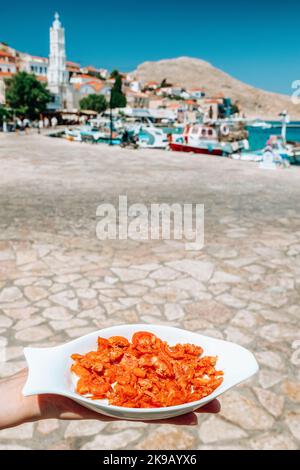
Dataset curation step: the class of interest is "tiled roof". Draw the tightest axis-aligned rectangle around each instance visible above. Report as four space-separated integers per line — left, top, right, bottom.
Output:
0 50 15 59
36 75 47 82
189 87 204 91
0 71 13 77
31 55 48 62
67 61 80 67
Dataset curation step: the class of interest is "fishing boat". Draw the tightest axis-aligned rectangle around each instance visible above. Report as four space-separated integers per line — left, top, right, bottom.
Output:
236 135 300 165
287 140 300 164
138 127 169 149
248 120 272 129
169 123 249 156
64 125 102 143
64 124 122 144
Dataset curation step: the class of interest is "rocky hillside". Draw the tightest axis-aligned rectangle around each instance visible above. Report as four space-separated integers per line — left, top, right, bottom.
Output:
134 57 299 119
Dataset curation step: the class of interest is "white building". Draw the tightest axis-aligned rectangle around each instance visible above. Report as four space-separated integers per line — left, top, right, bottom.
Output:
47 12 70 109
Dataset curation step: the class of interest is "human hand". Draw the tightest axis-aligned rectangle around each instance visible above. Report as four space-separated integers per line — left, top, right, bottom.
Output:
0 369 220 430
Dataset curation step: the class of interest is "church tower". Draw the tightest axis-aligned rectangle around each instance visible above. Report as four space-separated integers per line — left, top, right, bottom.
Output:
47 13 68 104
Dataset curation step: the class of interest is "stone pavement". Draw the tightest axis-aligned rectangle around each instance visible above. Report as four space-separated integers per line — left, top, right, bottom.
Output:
0 133 299 449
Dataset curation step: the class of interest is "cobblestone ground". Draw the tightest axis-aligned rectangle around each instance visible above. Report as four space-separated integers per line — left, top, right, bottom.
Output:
0 133 299 450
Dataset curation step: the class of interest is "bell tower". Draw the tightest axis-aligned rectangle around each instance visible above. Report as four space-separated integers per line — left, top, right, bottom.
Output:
47 13 68 106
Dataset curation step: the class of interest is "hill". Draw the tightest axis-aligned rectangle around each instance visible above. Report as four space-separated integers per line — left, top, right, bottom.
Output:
133 57 299 119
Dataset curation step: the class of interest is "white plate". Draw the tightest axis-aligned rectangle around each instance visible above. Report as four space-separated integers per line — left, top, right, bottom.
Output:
23 324 258 420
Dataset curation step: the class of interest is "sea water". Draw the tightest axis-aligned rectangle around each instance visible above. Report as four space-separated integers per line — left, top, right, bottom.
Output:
248 122 300 151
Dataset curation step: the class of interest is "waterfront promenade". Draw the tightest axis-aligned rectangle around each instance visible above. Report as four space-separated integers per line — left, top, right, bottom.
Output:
0 133 299 449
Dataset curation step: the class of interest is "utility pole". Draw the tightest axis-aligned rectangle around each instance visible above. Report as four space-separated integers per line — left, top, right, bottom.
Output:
109 91 113 146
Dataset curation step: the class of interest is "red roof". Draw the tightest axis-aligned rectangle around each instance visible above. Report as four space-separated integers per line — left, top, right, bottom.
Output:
83 66 98 71
189 87 204 92
0 50 15 59
67 61 80 67
0 71 13 77
205 99 219 104
0 59 16 65
31 55 48 62
75 80 105 92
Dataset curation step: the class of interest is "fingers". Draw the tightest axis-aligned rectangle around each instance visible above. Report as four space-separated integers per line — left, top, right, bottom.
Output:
194 399 221 414
153 412 198 426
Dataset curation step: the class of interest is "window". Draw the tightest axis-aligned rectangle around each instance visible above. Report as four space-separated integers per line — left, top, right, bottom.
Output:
31 66 34 71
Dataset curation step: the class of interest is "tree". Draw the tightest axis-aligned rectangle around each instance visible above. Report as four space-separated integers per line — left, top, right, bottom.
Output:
79 94 107 113
0 106 11 126
110 74 126 109
110 69 120 79
160 78 172 88
5 72 51 120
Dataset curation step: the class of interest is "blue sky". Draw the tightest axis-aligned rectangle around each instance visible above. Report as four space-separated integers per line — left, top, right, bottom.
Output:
1 0 299 94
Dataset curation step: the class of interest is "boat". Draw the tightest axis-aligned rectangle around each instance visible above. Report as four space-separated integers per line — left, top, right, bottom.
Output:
169 123 249 156
286 140 300 164
64 125 102 143
248 120 272 129
138 127 169 149
64 124 122 144
236 135 300 166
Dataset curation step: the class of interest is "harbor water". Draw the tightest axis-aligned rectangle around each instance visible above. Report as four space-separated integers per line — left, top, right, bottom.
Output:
248 122 300 150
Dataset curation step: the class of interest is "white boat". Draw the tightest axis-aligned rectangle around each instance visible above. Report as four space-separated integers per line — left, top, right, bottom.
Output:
248 120 272 129
169 123 249 156
138 127 169 149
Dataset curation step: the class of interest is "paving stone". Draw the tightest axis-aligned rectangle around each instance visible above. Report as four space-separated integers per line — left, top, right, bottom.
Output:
135 427 195 450
24 286 48 301
0 444 31 450
198 416 247 443
253 387 284 417
231 310 257 328
15 325 52 342
0 422 34 439
50 318 87 331
250 433 297 450
150 267 179 280
216 293 247 309
65 420 107 438
0 287 23 303
49 290 79 311
282 380 300 403
81 429 141 450
42 306 73 321
13 316 44 331
258 369 285 389
166 260 214 282
166 277 205 293
37 419 59 435
66 327 96 338
220 391 274 430
111 268 148 282
0 314 13 328
210 271 242 284
285 412 300 441
164 303 185 321
76 288 97 299
259 323 300 342
255 351 284 371
225 326 253 346
184 300 233 324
